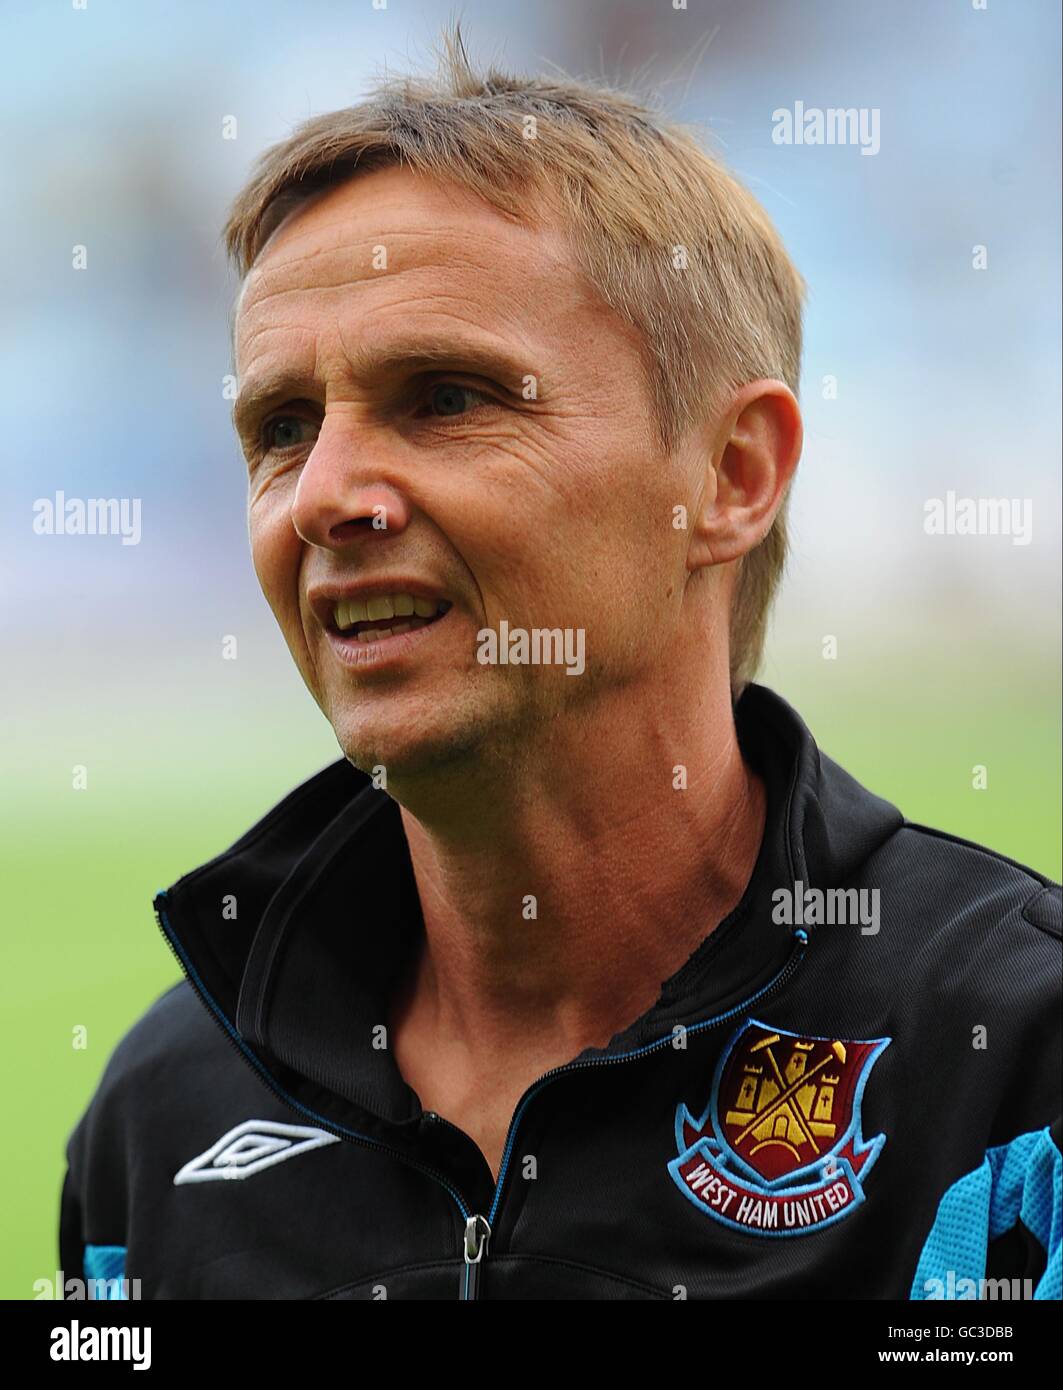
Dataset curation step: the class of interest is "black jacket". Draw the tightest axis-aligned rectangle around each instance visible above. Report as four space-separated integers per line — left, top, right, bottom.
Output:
59 684 1062 1300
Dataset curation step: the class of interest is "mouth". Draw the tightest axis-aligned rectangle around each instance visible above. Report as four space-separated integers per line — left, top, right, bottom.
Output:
329 591 453 645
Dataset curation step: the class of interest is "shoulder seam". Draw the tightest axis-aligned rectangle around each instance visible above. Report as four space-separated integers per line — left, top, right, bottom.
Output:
899 820 1057 888
1021 886 1063 942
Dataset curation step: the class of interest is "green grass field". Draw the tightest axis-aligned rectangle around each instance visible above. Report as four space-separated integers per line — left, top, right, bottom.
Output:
3 644 1059 1299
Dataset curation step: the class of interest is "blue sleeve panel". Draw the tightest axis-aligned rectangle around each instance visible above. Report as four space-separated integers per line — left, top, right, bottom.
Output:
83 1244 129 1300
910 1126 1062 1300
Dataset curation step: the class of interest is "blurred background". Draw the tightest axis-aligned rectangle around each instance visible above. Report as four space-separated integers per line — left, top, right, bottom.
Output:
2 0 1059 1297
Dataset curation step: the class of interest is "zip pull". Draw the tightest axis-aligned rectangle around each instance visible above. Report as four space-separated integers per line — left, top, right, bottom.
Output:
460 1214 491 1300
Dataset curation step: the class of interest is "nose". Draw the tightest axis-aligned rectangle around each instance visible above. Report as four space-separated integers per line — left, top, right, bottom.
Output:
290 418 413 548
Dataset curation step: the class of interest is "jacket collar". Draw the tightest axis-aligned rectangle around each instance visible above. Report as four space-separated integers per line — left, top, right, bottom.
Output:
156 683 903 1140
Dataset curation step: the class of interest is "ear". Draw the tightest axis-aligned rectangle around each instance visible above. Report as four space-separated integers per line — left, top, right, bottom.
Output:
687 381 803 571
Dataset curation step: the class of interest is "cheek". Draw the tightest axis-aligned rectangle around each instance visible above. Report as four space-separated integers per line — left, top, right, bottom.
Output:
556 483 688 654
249 496 301 626
444 440 680 624
566 476 682 601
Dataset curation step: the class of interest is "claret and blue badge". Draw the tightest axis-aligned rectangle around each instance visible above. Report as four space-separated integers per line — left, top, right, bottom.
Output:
670 1019 889 1236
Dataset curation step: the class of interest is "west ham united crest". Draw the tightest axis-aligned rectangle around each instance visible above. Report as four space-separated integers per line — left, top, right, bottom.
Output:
669 1019 889 1236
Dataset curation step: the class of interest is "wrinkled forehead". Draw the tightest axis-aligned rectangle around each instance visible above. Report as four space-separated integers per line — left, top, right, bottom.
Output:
232 168 589 364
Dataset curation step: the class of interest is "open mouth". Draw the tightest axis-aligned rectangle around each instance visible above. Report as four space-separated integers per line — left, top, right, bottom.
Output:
330 592 453 645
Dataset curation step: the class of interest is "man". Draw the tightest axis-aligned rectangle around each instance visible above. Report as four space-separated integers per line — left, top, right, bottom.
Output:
61 30 1060 1301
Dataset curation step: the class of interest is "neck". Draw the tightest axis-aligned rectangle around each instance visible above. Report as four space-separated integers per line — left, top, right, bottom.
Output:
391 663 766 1069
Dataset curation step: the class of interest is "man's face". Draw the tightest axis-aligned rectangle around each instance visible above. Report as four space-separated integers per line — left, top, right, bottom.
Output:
233 166 699 778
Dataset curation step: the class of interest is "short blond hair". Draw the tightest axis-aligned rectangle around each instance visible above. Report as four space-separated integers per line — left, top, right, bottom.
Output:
224 26 805 694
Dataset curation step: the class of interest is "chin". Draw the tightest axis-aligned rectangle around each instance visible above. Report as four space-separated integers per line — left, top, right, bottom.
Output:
329 707 488 787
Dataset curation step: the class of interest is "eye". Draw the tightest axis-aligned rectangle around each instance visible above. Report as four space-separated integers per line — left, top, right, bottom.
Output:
423 381 492 419
262 415 319 452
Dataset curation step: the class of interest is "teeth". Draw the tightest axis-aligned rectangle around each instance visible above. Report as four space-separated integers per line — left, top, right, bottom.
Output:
333 593 446 633
366 595 394 621
335 599 369 629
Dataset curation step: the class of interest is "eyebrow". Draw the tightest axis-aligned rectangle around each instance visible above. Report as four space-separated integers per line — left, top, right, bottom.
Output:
232 336 533 436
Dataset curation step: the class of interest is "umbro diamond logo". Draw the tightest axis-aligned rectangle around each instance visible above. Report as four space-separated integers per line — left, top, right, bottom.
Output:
173 1119 341 1184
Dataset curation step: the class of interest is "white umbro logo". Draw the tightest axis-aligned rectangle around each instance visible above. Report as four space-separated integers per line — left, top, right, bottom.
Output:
173 1119 341 1184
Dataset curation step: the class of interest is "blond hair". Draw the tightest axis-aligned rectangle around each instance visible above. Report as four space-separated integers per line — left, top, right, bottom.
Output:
224 26 805 694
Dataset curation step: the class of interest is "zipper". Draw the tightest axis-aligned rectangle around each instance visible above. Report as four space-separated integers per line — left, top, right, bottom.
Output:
156 891 807 1300
424 925 807 1299
461 1214 491 1299
485 927 809 1236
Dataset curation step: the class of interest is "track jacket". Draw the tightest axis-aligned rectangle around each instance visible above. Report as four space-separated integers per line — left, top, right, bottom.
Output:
59 684 1062 1300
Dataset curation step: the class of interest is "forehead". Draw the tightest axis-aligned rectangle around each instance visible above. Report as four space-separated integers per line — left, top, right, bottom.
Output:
234 166 597 370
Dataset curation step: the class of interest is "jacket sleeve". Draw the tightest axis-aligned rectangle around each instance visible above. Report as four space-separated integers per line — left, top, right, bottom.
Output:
58 1163 86 1294
910 878 1062 1302
58 1052 135 1300
909 1120 1062 1300
57 982 196 1300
